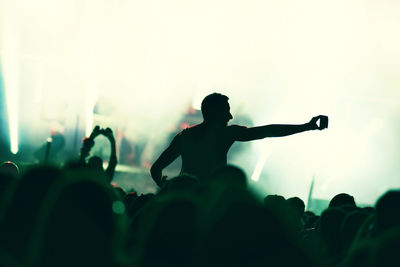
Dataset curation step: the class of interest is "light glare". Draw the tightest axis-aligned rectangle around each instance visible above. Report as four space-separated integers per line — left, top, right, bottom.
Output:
2 50 19 155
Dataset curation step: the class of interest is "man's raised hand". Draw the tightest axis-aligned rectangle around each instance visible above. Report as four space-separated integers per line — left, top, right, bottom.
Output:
308 115 329 130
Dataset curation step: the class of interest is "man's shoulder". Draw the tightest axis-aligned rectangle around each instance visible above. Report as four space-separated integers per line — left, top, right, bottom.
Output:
180 123 203 133
180 124 247 136
227 124 247 131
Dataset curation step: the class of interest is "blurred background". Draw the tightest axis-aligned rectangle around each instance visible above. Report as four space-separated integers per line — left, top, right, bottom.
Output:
1 0 399 209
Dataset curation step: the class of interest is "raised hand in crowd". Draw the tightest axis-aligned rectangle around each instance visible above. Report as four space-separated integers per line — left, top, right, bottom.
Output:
79 125 117 182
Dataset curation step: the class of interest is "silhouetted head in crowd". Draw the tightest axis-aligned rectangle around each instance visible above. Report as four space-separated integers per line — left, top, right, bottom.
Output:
133 195 202 267
202 192 311 267
126 193 156 219
370 227 400 267
0 161 19 178
0 161 19 194
263 195 288 218
329 193 356 208
319 208 347 263
211 165 247 189
375 190 400 233
123 191 138 209
340 210 370 254
287 197 305 219
39 178 126 266
264 194 286 208
0 165 64 262
303 210 318 229
64 160 86 170
160 174 199 195
88 156 103 171
201 93 233 125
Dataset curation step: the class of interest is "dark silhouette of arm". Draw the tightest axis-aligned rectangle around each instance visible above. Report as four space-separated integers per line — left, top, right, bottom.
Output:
79 126 117 182
150 134 181 187
103 128 117 182
232 115 327 141
80 126 101 162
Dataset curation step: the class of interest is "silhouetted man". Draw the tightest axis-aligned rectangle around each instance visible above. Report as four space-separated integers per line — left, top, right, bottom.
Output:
151 93 328 187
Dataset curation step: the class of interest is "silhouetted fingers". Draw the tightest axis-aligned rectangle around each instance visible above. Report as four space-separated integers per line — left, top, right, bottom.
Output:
90 125 101 138
318 115 329 130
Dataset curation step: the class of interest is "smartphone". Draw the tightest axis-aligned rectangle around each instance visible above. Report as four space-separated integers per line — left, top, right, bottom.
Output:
319 115 329 129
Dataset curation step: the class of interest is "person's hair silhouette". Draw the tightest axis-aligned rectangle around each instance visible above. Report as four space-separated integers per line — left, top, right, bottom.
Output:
151 92 328 187
201 93 232 123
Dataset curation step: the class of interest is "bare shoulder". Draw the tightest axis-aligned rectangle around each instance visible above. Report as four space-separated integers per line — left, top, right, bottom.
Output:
227 124 247 131
183 123 203 131
226 124 248 139
180 123 205 135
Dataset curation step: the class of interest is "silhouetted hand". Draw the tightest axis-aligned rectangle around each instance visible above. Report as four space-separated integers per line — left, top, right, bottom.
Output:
83 125 102 148
89 125 101 139
101 127 115 142
80 126 101 161
308 115 328 130
82 126 99 147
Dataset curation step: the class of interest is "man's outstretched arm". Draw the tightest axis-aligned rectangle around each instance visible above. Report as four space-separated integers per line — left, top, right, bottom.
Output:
233 115 327 141
150 134 181 187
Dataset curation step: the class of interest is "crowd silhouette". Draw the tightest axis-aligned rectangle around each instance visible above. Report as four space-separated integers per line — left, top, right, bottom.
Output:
0 93 398 267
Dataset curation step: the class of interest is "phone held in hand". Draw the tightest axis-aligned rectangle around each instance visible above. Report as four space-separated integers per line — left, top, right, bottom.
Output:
319 115 328 130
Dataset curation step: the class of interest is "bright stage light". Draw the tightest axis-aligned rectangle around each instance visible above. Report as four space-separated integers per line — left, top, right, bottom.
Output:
251 142 274 182
2 52 20 155
9 126 19 154
4 82 19 154
1 0 20 154
5 78 19 154
1 0 399 205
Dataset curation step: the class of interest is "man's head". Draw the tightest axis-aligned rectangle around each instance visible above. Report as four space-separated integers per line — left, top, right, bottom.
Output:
201 93 233 125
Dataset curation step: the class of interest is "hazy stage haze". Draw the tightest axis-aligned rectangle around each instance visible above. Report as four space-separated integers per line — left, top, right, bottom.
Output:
1 0 400 205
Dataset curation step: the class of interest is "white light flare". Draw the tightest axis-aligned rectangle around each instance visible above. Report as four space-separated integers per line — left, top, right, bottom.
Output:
5 71 19 155
1 0 20 154
251 141 274 182
2 48 20 155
